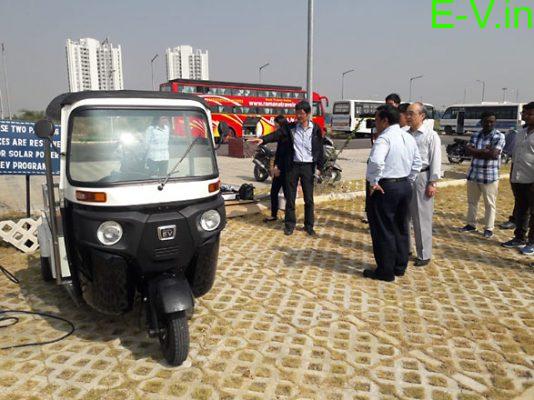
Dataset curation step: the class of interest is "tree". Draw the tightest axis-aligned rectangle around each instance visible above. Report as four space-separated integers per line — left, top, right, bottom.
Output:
12 110 46 122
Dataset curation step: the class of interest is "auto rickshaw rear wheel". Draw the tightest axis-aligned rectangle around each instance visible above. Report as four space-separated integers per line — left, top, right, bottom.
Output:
159 312 190 366
40 257 54 282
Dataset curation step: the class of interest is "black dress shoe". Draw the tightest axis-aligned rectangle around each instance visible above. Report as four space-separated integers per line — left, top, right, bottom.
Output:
414 258 430 267
284 227 294 236
305 227 316 236
394 269 406 277
263 216 278 223
362 269 395 282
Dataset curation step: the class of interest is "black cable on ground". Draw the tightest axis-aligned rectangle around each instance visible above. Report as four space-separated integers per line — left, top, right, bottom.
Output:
0 264 19 284
0 264 76 350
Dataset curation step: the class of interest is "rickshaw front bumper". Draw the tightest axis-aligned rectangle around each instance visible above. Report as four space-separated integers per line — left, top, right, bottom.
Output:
70 194 226 276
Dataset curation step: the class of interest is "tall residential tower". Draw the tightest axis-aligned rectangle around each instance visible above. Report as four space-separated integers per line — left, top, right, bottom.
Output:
66 38 124 92
165 45 209 81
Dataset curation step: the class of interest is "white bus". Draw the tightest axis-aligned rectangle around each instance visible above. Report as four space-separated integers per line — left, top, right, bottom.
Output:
440 103 524 135
331 99 435 137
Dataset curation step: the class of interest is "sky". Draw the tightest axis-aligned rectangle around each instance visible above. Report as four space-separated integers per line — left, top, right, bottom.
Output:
0 0 532 114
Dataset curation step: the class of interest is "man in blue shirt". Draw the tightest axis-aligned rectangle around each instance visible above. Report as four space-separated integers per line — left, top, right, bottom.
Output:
256 101 325 236
145 116 170 177
365 105 422 282
459 112 505 238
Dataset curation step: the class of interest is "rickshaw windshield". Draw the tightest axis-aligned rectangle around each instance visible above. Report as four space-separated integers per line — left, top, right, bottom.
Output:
68 108 217 185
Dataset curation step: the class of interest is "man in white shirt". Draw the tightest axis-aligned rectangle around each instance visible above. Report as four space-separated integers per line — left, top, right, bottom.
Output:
145 116 170 177
407 102 442 266
502 102 534 255
365 105 422 282
255 116 263 138
398 103 410 131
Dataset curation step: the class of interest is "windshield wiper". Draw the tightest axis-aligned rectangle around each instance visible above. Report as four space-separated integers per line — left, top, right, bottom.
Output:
157 137 201 191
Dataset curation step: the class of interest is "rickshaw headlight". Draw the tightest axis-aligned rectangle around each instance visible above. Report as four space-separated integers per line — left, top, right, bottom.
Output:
97 221 123 245
200 210 221 232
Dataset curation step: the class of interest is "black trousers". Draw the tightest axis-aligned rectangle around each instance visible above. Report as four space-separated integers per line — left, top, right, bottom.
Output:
285 163 315 230
507 178 530 225
365 180 371 213
147 159 168 177
368 179 412 280
270 172 286 218
511 182 534 243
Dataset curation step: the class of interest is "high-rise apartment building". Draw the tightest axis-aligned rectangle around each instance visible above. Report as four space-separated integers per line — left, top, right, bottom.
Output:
165 45 209 81
66 38 124 92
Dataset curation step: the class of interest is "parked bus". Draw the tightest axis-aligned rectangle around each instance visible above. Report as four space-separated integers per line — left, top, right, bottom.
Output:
160 79 329 140
331 99 435 137
331 100 382 137
440 103 524 135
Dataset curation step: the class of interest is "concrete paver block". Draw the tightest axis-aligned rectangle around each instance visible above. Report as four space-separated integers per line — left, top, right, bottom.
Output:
0 182 532 399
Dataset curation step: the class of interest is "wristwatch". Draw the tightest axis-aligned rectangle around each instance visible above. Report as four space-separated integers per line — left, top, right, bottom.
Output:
428 182 437 188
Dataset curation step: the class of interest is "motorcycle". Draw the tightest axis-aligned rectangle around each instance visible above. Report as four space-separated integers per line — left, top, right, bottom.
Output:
501 152 512 164
252 136 342 184
446 138 471 164
318 136 342 184
252 144 274 182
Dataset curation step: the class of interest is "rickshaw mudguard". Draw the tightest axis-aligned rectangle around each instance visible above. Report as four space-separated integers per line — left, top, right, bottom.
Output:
187 233 220 298
154 277 194 314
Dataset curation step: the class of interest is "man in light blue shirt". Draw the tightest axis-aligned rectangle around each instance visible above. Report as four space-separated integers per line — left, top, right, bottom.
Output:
256 101 325 236
145 116 170 177
293 122 314 163
364 104 422 282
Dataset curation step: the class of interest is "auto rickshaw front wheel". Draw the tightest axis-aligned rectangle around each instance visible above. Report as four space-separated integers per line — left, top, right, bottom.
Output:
159 312 190 366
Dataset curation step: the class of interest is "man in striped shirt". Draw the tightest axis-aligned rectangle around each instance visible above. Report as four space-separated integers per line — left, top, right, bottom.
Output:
459 112 505 238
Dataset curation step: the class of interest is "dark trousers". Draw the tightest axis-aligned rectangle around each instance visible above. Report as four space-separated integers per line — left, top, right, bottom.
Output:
511 182 534 243
368 180 412 280
508 176 517 223
147 159 168 177
270 172 286 218
507 178 530 225
365 180 371 213
285 163 315 230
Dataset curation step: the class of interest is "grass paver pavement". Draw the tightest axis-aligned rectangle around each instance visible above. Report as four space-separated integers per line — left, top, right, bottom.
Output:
0 181 532 400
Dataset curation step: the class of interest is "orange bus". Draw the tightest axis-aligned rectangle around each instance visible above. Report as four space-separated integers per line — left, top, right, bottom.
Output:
160 78 329 141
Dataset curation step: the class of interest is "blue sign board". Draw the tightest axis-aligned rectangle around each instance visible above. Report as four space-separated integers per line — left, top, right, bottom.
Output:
0 119 60 175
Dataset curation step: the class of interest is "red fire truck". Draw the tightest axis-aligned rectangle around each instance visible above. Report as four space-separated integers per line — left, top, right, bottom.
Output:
160 78 329 140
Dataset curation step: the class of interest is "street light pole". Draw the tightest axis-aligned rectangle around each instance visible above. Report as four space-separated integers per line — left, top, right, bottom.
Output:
258 62 270 84
409 75 423 102
341 69 355 100
1 43 11 119
502 87 508 103
306 0 314 107
150 54 158 91
476 79 485 102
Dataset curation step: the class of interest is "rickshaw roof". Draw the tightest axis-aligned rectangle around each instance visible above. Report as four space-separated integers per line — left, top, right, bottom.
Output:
45 90 208 120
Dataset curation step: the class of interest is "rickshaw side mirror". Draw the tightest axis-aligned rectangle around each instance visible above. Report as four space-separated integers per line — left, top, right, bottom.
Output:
35 119 55 139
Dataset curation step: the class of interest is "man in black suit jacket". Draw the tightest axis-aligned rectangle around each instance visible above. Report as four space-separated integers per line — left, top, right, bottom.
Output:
256 101 325 236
